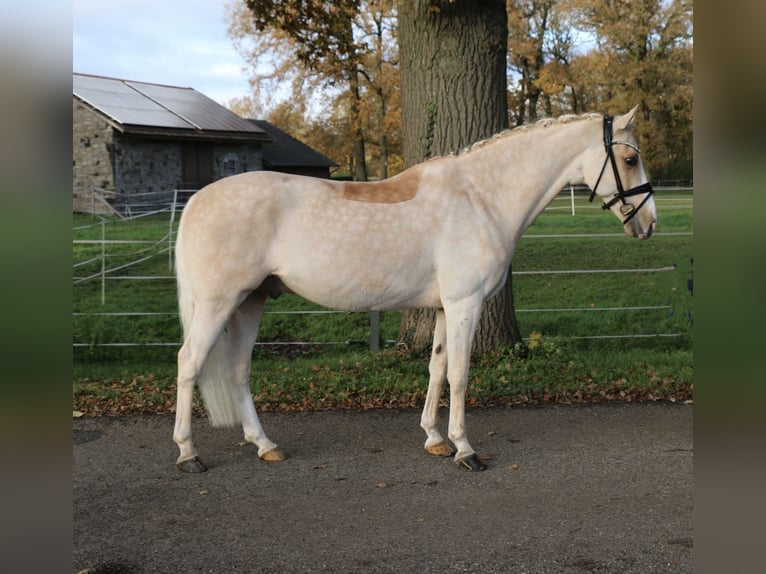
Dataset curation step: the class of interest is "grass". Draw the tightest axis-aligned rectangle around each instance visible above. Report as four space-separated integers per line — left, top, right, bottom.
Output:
72 189 693 415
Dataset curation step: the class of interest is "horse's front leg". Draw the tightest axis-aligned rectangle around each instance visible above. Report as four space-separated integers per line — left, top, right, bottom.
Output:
421 309 456 457
444 299 487 471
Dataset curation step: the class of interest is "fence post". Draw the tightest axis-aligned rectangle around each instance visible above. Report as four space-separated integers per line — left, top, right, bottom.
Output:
100 219 106 305
169 189 178 272
369 312 380 352
570 185 575 216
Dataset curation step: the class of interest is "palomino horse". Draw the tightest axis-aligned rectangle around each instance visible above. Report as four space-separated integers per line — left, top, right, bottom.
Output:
173 107 656 473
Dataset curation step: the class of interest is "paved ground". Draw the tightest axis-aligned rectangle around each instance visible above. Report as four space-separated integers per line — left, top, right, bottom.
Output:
73 403 692 573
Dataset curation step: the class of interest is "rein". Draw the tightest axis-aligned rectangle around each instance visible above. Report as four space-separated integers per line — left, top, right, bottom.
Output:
588 115 654 224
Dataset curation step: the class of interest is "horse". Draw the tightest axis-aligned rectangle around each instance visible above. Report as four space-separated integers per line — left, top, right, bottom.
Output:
172 106 657 473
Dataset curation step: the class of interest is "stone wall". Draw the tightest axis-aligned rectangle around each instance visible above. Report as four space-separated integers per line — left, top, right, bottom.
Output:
112 136 183 209
112 139 264 209
72 98 116 213
212 144 263 180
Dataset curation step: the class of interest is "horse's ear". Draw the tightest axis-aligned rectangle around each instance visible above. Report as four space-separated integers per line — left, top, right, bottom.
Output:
614 105 640 131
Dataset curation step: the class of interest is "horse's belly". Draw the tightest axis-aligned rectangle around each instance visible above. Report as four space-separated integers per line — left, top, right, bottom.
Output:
277 260 439 312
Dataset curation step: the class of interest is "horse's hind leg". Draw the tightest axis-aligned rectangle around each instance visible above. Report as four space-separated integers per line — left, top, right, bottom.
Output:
421 310 456 457
228 290 286 462
174 304 231 472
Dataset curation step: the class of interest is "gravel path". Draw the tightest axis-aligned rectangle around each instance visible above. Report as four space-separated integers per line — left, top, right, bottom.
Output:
74 403 692 573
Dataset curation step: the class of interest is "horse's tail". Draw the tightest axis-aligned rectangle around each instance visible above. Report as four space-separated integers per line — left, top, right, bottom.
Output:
175 220 242 428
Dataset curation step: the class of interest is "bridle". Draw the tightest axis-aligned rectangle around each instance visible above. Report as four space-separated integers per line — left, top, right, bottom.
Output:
588 115 654 224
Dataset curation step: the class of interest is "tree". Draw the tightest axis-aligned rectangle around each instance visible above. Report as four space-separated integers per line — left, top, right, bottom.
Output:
229 0 401 181
355 4 401 179
504 0 693 179
507 0 554 124
568 0 693 179
507 0 585 124
233 0 368 179
398 0 525 354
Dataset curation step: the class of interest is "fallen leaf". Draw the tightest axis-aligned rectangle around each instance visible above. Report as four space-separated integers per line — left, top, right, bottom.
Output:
73 410 84 418
508 464 520 471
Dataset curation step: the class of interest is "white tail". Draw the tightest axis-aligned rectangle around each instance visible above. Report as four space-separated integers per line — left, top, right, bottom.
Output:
196 331 242 427
175 224 242 428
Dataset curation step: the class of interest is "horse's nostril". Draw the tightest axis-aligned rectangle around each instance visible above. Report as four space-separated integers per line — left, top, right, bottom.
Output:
639 221 656 240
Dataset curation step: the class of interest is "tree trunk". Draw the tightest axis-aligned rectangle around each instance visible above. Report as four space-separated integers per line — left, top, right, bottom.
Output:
349 70 368 181
398 0 525 354
379 88 388 180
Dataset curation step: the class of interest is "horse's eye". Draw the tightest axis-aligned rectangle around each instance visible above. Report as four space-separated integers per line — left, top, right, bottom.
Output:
625 156 638 167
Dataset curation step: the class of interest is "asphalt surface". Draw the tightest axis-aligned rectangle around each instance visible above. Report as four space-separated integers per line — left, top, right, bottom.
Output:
73 403 693 573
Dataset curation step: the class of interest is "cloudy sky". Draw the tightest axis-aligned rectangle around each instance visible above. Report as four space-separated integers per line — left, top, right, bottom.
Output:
73 0 252 105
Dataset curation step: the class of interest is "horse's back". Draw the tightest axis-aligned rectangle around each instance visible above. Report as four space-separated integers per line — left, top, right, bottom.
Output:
184 171 336 213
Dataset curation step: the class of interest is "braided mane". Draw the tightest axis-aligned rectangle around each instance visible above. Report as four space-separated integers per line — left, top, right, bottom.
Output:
427 112 603 160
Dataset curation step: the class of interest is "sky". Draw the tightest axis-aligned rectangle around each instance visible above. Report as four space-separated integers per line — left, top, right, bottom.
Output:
73 1 252 105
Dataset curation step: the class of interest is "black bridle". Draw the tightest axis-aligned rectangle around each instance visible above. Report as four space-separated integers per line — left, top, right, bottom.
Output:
588 115 654 224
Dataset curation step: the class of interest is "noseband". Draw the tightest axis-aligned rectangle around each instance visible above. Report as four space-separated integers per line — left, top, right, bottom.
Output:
588 115 654 224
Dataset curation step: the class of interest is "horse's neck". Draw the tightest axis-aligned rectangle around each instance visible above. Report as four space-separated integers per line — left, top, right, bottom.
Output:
465 120 595 237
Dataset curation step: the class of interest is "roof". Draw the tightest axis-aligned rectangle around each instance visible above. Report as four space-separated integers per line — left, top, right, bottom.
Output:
248 120 337 168
73 73 269 143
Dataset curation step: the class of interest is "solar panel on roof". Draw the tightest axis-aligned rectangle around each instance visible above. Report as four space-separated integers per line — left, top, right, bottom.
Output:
73 74 266 135
74 75 191 129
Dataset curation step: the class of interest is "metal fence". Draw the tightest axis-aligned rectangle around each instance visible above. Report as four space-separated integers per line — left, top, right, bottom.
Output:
73 186 693 350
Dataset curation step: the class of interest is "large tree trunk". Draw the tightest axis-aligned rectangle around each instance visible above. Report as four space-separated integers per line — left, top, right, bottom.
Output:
398 0 525 354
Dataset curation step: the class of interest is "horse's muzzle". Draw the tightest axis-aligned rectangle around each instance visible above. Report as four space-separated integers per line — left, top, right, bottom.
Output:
625 219 656 240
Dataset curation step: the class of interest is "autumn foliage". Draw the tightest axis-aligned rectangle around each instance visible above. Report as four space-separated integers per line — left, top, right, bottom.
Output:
226 0 692 181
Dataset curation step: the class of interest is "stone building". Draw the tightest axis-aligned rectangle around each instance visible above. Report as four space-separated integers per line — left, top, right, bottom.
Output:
73 73 271 214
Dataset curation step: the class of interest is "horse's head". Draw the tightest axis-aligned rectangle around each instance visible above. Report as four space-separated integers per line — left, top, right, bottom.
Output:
585 106 657 240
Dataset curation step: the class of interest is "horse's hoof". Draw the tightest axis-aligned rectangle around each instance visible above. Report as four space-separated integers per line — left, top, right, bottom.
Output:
455 453 488 472
425 441 456 457
177 456 208 473
260 447 287 462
